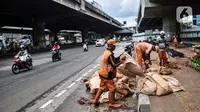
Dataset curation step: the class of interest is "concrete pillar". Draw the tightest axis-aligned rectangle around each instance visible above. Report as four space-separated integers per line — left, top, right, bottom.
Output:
51 29 59 43
162 14 177 40
81 29 89 43
32 19 45 48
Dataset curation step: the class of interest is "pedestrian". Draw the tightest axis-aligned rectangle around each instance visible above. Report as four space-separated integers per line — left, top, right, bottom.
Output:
136 42 158 72
156 31 168 66
172 33 178 49
92 39 126 108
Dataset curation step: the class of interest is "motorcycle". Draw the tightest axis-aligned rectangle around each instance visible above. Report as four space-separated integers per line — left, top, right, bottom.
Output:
125 44 134 56
83 44 88 52
12 54 33 74
52 48 61 62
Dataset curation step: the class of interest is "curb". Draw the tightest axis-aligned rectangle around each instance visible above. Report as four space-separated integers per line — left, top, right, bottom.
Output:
137 94 151 112
136 76 151 112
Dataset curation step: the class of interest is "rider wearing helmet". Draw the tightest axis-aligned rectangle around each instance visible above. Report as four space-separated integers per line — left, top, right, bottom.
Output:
52 41 60 52
17 45 28 57
15 44 30 65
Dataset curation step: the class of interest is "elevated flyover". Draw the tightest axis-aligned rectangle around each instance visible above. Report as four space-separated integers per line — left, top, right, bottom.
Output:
137 0 200 38
1 0 123 45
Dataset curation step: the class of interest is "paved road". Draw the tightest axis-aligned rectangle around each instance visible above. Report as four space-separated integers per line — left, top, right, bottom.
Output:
0 45 106 112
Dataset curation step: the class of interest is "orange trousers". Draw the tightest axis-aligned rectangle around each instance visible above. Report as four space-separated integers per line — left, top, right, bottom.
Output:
159 50 167 66
136 46 143 67
174 42 178 49
100 77 116 93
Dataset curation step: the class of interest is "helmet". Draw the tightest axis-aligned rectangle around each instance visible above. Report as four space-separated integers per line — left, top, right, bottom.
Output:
160 31 165 35
20 45 25 48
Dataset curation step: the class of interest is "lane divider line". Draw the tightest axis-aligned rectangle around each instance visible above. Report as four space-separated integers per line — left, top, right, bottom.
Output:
55 90 66 98
93 66 97 69
40 100 54 109
67 82 76 88
76 77 82 82
88 69 93 73
82 73 88 77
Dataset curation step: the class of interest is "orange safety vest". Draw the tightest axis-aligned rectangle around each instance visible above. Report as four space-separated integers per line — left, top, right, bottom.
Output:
99 50 116 79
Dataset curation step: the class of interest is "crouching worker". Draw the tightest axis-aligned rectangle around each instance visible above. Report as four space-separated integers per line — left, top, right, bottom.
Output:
136 42 158 71
92 39 126 108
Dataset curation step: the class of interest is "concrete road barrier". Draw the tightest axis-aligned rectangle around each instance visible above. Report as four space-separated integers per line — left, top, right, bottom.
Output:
137 94 151 112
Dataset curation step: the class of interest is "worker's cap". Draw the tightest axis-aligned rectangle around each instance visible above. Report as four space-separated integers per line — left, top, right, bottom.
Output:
160 31 165 35
107 39 118 46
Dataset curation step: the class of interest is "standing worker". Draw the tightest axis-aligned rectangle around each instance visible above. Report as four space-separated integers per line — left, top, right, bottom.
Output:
172 33 178 49
92 39 126 108
156 31 168 66
136 42 158 71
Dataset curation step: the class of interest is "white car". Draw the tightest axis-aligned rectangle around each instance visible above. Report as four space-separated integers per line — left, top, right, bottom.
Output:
96 39 105 47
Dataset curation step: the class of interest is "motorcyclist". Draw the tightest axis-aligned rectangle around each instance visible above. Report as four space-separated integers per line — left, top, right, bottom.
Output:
17 45 28 58
16 45 31 66
52 42 60 53
82 41 88 50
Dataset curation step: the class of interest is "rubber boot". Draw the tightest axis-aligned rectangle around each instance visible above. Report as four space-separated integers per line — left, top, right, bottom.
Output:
109 92 122 108
92 89 102 106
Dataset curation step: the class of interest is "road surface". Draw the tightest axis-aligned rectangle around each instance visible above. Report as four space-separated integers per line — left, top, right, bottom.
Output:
0 45 106 112
0 43 135 112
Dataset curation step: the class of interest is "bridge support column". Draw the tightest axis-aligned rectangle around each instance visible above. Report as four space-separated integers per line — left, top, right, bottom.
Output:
50 29 59 44
32 19 45 48
162 14 177 40
81 29 89 43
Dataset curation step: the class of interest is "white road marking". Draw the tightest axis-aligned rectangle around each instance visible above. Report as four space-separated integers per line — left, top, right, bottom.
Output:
88 69 93 72
76 77 82 82
82 73 88 77
55 90 66 98
67 82 76 88
40 100 54 109
93 66 97 69
0 66 11 71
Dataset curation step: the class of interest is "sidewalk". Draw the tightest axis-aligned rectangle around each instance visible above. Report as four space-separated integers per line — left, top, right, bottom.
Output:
149 48 200 112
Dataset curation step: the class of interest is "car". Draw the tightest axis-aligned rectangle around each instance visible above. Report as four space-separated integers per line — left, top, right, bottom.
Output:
96 39 106 47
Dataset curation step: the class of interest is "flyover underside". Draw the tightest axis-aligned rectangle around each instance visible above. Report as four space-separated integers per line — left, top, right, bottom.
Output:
0 0 120 33
149 0 200 6
139 18 162 31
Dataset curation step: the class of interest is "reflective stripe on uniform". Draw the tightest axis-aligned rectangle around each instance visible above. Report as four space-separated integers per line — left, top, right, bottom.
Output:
100 64 112 68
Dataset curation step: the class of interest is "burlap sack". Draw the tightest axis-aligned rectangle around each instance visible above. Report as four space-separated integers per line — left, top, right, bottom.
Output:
116 72 124 79
147 73 173 96
118 62 144 77
89 71 100 94
156 84 172 96
162 75 185 92
159 67 172 75
138 76 157 95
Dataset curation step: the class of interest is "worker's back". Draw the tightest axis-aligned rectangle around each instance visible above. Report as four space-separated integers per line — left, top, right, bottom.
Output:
136 42 150 52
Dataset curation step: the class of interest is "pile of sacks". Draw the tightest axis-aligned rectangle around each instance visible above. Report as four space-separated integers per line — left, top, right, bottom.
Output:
138 65 185 96
147 64 173 75
86 52 144 103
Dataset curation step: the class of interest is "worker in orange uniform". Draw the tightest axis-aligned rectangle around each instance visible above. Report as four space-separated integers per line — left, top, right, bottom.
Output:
136 42 158 71
172 33 178 49
92 39 126 108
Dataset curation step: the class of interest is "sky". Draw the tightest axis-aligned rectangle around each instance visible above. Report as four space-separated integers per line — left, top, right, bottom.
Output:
86 0 140 27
